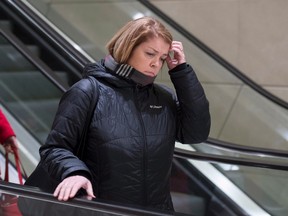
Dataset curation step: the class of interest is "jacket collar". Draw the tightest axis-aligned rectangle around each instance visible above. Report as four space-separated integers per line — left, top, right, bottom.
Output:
104 55 156 87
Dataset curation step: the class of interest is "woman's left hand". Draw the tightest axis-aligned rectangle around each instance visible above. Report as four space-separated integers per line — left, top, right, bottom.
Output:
54 175 95 201
166 41 186 70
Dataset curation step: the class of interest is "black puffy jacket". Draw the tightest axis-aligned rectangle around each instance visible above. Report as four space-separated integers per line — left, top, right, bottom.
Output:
40 60 210 211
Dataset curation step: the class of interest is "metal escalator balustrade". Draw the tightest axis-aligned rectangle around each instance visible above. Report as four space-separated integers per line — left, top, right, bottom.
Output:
173 144 288 216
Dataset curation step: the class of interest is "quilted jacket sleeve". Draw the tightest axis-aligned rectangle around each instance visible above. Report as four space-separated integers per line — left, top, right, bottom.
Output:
169 63 211 144
39 78 96 182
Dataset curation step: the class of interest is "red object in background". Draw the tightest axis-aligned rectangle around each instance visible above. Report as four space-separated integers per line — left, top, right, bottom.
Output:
0 109 16 144
0 148 24 216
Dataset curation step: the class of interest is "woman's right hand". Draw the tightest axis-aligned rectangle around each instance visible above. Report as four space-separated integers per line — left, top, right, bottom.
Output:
54 175 95 201
166 41 186 70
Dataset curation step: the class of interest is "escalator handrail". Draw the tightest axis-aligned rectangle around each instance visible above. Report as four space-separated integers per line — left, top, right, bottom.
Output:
174 147 288 171
1 149 282 216
0 181 178 216
138 0 288 110
206 137 288 158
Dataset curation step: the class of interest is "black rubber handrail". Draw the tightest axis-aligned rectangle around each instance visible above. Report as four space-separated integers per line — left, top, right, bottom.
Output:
138 0 288 110
174 148 288 171
0 181 179 216
206 137 288 158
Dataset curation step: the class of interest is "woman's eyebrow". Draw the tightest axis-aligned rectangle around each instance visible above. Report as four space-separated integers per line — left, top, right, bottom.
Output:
148 47 159 53
148 47 169 56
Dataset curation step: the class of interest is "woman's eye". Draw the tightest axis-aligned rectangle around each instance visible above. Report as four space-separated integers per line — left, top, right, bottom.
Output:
146 52 154 57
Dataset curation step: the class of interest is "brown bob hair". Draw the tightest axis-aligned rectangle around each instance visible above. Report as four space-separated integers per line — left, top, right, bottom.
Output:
106 16 173 64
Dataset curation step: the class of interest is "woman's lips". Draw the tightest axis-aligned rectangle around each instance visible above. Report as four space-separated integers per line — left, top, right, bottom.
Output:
145 71 156 77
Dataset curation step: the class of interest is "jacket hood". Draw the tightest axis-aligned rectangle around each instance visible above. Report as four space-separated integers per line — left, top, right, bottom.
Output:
82 60 131 88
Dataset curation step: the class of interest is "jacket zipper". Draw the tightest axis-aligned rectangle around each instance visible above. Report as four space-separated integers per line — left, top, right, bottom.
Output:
134 85 148 206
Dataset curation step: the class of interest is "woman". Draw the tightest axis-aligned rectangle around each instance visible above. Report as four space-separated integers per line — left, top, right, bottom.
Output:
40 16 211 212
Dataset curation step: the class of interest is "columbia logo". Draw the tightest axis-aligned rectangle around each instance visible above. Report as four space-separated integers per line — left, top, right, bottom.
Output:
150 105 162 109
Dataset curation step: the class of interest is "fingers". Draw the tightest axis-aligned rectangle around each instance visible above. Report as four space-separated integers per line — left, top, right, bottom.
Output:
54 178 69 201
54 176 95 201
55 182 73 201
171 41 184 53
84 181 95 200
166 41 186 70
4 145 13 153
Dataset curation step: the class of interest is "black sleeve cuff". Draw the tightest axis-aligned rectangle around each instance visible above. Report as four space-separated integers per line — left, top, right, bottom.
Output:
168 63 187 73
67 170 91 180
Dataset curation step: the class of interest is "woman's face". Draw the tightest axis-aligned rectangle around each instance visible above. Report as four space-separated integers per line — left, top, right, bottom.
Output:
127 37 170 77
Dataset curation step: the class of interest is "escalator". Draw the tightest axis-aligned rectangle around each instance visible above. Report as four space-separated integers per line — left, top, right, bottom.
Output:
1 0 288 215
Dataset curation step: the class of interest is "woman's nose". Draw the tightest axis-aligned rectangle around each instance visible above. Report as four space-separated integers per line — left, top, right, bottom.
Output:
150 59 160 68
